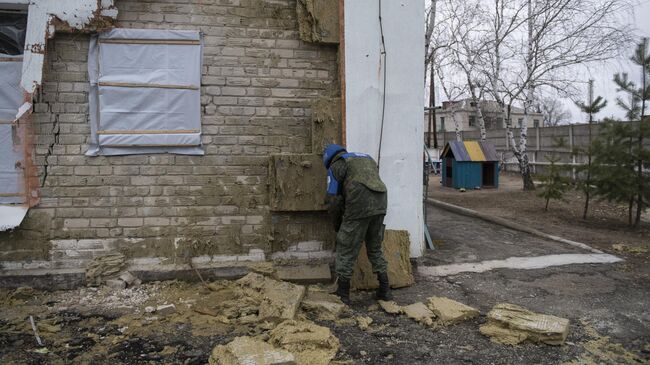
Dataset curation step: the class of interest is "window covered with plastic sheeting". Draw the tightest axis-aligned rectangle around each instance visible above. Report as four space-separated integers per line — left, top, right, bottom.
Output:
86 29 204 156
0 12 27 56
0 55 24 204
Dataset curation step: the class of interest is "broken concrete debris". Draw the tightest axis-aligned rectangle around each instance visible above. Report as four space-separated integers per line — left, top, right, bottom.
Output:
269 320 340 365
296 0 340 44
156 304 177 316
427 296 480 325
209 336 296 365
105 279 126 290
118 271 141 287
85 253 126 286
352 230 415 290
479 303 570 346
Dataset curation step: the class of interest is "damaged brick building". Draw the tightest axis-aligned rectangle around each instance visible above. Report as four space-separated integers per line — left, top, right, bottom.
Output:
0 0 424 286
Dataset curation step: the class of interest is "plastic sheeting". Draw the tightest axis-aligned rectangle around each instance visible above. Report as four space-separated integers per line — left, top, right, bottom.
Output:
0 56 24 204
0 56 22 121
0 205 28 231
87 29 203 156
0 13 27 56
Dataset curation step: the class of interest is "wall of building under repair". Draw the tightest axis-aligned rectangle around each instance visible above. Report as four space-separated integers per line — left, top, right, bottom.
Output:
344 0 425 257
0 0 339 271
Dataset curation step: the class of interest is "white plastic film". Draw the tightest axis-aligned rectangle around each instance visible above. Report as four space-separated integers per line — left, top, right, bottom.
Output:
0 56 24 204
86 29 203 156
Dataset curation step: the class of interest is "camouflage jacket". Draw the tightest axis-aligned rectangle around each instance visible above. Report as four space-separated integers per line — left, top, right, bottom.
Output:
327 153 387 227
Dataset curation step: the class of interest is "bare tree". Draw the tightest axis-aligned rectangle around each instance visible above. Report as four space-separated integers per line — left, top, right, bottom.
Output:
436 65 467 142
483 0 631 190
539 96 572 126
447 0 491 140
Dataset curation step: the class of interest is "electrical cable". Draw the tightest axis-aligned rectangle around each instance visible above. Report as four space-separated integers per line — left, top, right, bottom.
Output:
377 0 387 168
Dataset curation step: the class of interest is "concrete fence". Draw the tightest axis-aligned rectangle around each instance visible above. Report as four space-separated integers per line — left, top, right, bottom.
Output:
427 123 649 178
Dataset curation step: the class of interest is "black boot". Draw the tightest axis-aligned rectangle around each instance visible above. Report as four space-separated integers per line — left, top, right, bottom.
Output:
336 277 351 305
375 272 393 301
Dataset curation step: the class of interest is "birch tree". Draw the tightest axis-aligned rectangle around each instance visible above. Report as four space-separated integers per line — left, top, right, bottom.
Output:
448 0 491 140
486 0 631 190
436 65 466 141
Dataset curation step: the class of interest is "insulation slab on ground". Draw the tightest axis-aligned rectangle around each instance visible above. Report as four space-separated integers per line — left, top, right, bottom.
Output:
301 288 346 321
269 320 340 365
296 0 339 44
402 302 435 327
209 336 295 365
427 296 479 325
276 263 332 284
236 273 306 320
351 230 414 289
479 303 570 345
311 97 341 154
269 154 327 211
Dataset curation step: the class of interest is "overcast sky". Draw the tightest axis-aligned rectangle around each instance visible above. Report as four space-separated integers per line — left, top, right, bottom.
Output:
568 0 650 123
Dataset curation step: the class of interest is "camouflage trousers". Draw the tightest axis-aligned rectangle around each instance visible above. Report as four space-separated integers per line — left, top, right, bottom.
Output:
335 214 388 279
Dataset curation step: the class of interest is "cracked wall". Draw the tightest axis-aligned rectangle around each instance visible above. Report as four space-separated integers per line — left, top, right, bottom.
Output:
0 0 340 272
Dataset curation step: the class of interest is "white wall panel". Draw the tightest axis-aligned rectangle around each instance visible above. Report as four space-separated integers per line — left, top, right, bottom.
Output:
344 0 425 257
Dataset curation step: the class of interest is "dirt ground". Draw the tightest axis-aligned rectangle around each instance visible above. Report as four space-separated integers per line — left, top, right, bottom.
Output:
1 171 649 364
428 172 650 265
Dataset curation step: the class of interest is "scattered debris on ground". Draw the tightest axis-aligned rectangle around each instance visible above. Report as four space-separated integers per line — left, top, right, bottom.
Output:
562 321 647 364
355 316 373 331
352 230 415 289
479 303 570 345
612 243 649 255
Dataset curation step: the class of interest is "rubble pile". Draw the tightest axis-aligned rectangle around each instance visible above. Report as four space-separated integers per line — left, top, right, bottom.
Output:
479 303 570 345
200 272 342 364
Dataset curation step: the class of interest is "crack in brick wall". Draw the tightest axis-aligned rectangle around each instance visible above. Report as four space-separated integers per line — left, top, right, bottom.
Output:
0 0 340 268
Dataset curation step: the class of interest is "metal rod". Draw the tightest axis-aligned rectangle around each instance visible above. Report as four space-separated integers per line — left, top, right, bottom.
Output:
97 129 200 135
29 316 43 346
99 39 200 45
98 82 198 90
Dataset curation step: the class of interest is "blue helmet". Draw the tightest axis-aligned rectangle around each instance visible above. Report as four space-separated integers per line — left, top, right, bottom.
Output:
323 143 346 168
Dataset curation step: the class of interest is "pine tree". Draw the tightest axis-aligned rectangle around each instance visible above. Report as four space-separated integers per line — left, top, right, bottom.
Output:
612 38 650 227
537 137 570 211
592 121 638 226
574 80 607 219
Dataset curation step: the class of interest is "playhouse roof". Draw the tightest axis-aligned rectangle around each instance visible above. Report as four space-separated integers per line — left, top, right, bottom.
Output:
442 141 499 162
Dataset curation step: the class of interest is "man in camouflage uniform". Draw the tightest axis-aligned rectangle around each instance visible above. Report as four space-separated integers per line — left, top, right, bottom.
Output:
322 144 392 304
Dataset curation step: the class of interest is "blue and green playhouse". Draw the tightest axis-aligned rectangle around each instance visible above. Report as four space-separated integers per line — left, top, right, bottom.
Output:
441 141 499 189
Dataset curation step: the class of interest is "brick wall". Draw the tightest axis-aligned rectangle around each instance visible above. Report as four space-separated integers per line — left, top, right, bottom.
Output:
0 0 339 270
